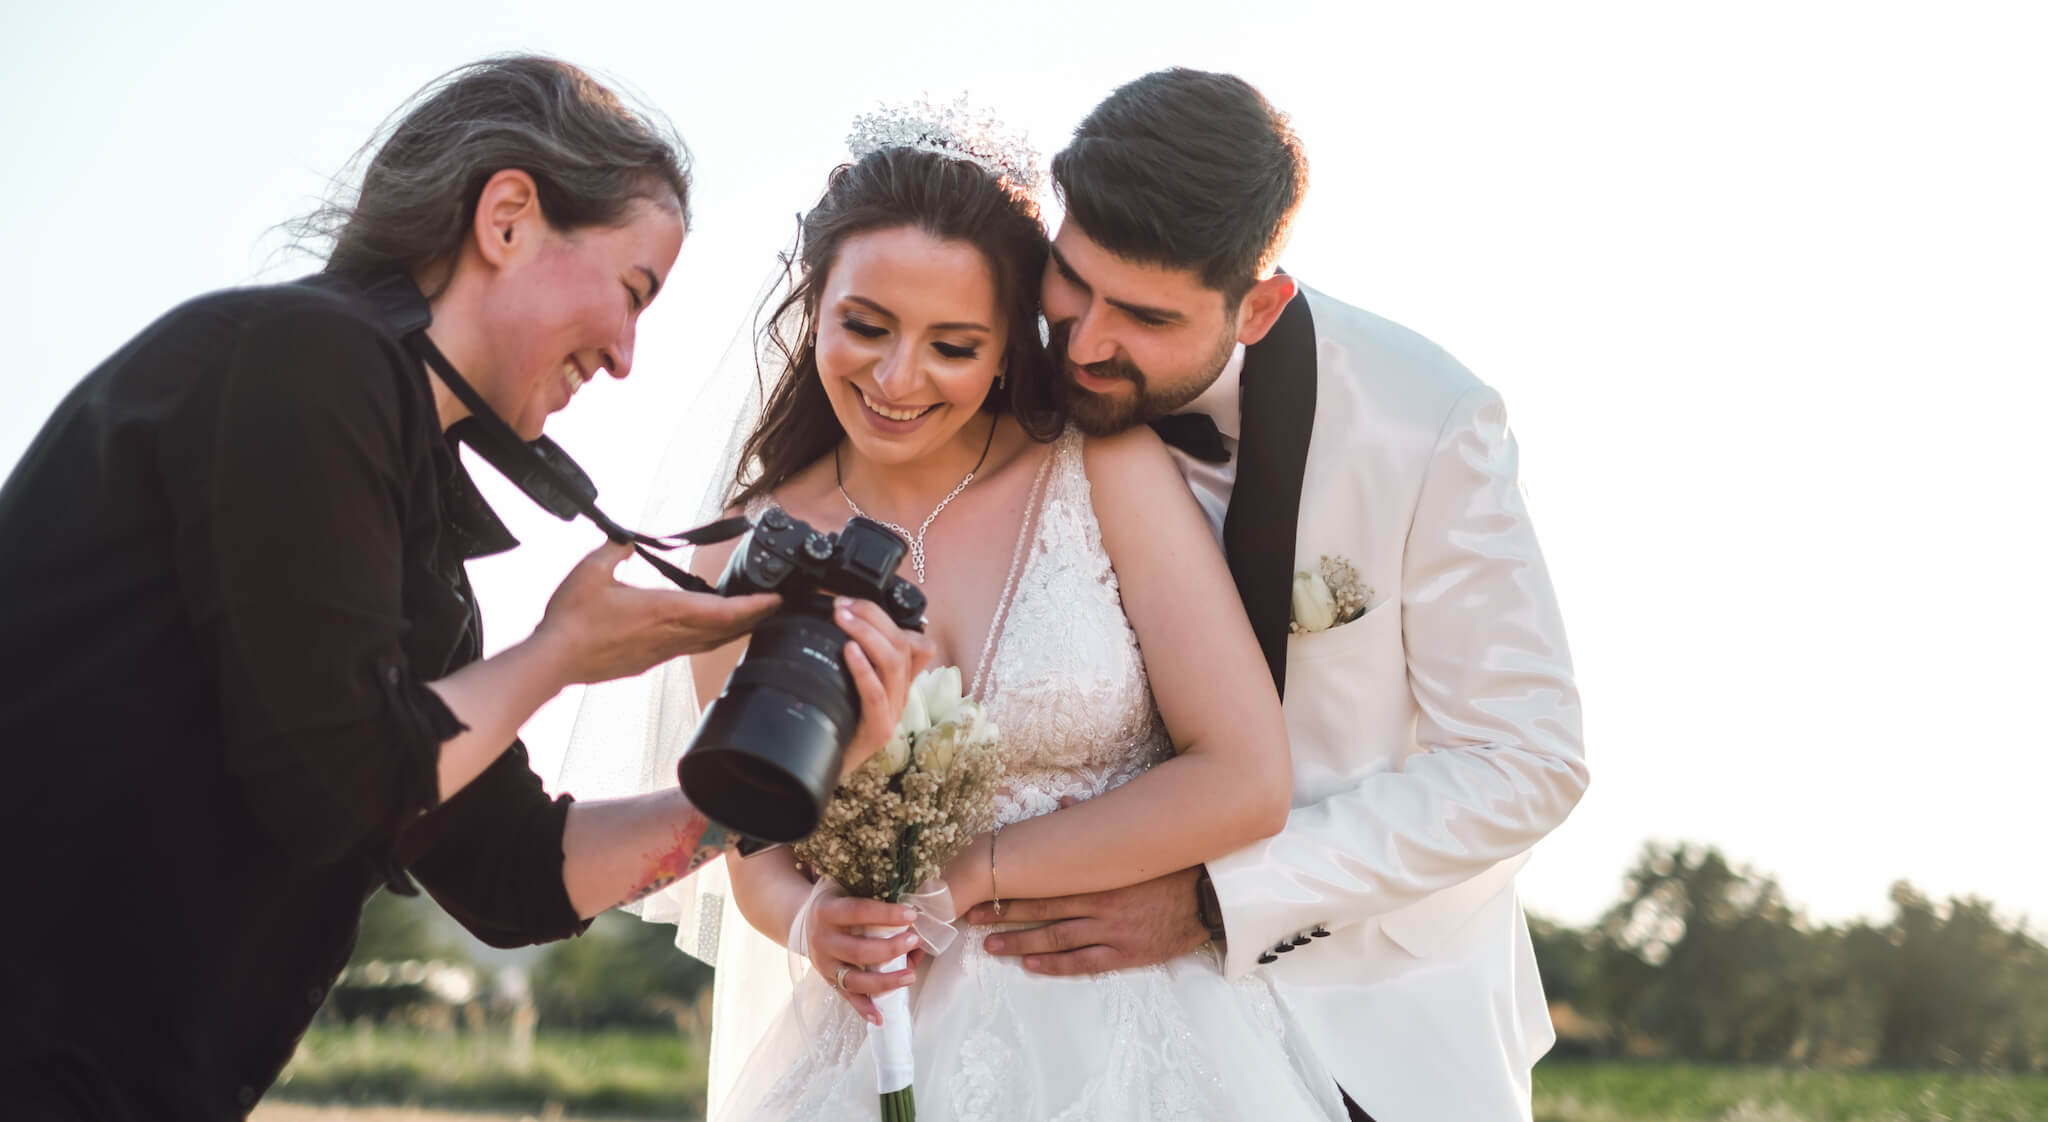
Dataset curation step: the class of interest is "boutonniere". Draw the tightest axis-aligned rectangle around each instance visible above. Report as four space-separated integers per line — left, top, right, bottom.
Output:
1290 555 1374 635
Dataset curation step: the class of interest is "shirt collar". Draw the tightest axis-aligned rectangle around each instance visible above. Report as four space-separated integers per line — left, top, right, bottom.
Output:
1176 342 1246 441
339 271 520 562
434 438 523 561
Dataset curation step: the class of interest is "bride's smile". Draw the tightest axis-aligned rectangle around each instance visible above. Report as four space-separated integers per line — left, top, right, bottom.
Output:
852 383 940 426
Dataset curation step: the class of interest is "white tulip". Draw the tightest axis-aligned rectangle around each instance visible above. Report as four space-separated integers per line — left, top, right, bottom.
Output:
1291 570 1339 633
917 722 964 775
921 666 966 728
897 683 931 739
869 729 913 776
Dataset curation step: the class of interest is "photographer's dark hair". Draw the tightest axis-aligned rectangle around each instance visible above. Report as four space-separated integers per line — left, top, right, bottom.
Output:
731 148 1060 509
1052 68 1307 305
299 55 690 291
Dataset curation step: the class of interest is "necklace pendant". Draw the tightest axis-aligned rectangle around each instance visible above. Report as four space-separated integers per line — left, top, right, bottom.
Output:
834 421 995 591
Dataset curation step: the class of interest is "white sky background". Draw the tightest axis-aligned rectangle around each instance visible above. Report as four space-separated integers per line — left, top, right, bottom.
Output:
3 1 2044 930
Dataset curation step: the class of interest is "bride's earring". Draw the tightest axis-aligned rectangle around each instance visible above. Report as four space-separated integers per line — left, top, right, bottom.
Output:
996 367 1007 391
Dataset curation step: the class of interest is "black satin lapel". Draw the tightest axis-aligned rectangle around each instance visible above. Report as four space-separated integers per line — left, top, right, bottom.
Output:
1222 290 1317 699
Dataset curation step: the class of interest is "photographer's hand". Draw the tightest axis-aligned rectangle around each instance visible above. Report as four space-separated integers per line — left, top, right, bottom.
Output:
834 597 936 776
424 542 778 805
537 540 781 684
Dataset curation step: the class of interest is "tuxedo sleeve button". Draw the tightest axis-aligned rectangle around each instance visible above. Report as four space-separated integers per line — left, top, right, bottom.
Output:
1257 952 1279 965
1290 934 1312 947
1273 941 1295 953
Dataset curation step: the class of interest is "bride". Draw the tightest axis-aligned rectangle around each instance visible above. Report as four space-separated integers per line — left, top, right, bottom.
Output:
567 104 1344 1121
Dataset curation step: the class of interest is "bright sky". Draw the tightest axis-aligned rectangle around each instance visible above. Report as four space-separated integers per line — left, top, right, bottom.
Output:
4 1 2043 931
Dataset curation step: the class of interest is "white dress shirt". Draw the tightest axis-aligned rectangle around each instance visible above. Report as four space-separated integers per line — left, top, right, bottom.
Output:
1165 342 1247 544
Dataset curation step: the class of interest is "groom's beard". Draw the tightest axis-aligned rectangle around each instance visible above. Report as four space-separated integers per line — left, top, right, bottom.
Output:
1050 322 1237 437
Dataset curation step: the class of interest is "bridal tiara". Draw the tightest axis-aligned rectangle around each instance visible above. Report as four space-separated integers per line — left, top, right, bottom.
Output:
846 96 1044 194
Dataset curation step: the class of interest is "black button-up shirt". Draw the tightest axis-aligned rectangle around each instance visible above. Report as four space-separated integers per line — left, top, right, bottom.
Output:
0 274 589 1120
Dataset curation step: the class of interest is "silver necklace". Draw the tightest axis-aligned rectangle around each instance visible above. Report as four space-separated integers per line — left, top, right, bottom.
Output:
835 418 997 583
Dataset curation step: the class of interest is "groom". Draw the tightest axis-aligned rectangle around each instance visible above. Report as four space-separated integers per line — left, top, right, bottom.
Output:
967 70 1588 1121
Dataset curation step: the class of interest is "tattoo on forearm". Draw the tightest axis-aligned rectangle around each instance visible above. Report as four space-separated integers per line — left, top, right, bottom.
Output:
621 815 727 906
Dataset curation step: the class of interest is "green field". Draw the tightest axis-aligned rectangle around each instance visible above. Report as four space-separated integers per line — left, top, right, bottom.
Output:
1533 1061 2048 1122
272 1029 2048 1121
275 1027 707 1118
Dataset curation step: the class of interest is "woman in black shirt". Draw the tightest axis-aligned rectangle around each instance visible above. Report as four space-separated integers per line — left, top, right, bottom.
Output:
0 56 930 1120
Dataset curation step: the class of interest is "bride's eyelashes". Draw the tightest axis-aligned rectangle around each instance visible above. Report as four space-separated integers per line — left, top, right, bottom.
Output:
839 318 981 361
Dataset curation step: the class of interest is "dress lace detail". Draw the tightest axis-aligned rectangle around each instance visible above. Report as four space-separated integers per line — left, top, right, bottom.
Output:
981 430 1173 828
718 427 1343 1122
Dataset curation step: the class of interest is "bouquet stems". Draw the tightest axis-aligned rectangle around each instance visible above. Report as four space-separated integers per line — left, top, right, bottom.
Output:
864 923 916 1120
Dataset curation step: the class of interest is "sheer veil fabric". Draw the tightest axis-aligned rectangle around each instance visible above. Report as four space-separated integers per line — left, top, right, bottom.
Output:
553 268 803 1112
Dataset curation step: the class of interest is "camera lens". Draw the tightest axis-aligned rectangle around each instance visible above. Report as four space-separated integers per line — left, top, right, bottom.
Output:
677 604 858 843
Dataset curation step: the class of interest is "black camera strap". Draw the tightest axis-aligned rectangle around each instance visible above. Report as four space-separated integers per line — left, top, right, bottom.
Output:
385 292 749 593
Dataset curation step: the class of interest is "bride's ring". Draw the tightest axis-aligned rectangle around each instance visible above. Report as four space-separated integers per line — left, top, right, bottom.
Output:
833 963 853 991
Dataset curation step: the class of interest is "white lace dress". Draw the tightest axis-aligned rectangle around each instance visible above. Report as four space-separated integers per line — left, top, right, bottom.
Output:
718 428 1345 1122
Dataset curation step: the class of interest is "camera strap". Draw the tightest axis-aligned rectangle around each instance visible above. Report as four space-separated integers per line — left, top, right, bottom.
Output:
365 273 749 593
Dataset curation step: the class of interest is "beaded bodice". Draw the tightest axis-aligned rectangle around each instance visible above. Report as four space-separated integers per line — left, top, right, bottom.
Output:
971 427 1172 825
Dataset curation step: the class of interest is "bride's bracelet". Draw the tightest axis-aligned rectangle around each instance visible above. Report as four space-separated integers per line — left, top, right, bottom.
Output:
989 823 1004 918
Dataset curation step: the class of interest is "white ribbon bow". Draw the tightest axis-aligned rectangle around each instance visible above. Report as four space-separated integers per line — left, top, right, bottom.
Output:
897 880 959 955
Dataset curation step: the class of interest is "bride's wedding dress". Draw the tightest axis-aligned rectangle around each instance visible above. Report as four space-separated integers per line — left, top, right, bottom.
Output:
719 428 1344 1122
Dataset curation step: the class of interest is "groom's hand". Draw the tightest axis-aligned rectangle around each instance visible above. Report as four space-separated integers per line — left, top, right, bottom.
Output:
965 866 1209 976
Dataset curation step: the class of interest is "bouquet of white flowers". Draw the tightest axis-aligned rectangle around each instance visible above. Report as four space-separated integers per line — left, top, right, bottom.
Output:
793 665 1001 1121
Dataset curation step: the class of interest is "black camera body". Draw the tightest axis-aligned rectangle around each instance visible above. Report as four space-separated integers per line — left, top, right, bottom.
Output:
677 510 927 843
716 509 926 627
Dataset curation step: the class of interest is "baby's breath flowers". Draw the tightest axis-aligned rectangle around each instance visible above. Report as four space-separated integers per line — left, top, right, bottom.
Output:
796 666 1000 900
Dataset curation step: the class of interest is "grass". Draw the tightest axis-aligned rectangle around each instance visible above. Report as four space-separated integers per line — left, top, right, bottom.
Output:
1534 1061 2048 1122
271 1026 706 1120
272 1029 2048 1122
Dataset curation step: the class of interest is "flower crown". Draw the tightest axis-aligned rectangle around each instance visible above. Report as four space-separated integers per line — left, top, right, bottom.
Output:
845 96 1043 194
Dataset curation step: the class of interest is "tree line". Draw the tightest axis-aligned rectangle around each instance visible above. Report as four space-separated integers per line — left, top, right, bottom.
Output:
348 840 2047 1070
1531 842 2047 1072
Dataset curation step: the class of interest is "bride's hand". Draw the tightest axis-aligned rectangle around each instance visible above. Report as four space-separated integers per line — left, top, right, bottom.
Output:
805 895 922 1026
833 597 936 777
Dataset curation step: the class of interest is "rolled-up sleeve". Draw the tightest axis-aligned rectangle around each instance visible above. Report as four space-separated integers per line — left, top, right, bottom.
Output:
163 299 451 870
401 739 591 947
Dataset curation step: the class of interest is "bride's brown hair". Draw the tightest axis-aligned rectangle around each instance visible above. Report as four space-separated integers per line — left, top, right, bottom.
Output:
731 147 1061 509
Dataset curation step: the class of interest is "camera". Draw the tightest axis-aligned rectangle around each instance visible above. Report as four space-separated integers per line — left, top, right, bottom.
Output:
677 509 927 843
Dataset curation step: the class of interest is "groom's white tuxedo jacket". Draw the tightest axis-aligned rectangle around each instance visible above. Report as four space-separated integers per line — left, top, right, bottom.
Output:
1178 284 1587 1122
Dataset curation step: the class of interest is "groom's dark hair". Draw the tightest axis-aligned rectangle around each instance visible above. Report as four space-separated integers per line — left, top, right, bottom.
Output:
1052 69 1307 305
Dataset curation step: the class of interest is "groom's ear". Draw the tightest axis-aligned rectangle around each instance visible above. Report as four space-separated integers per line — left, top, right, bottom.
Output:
1232 273 1299 347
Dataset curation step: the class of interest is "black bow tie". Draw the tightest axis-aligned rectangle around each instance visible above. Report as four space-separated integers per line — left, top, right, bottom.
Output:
1150 412 1231 464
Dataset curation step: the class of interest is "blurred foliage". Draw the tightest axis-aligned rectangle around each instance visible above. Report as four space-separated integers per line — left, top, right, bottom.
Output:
531 911 713 1031
1535 842 2048 1073
349 887 470 966
275 844 2048 1118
